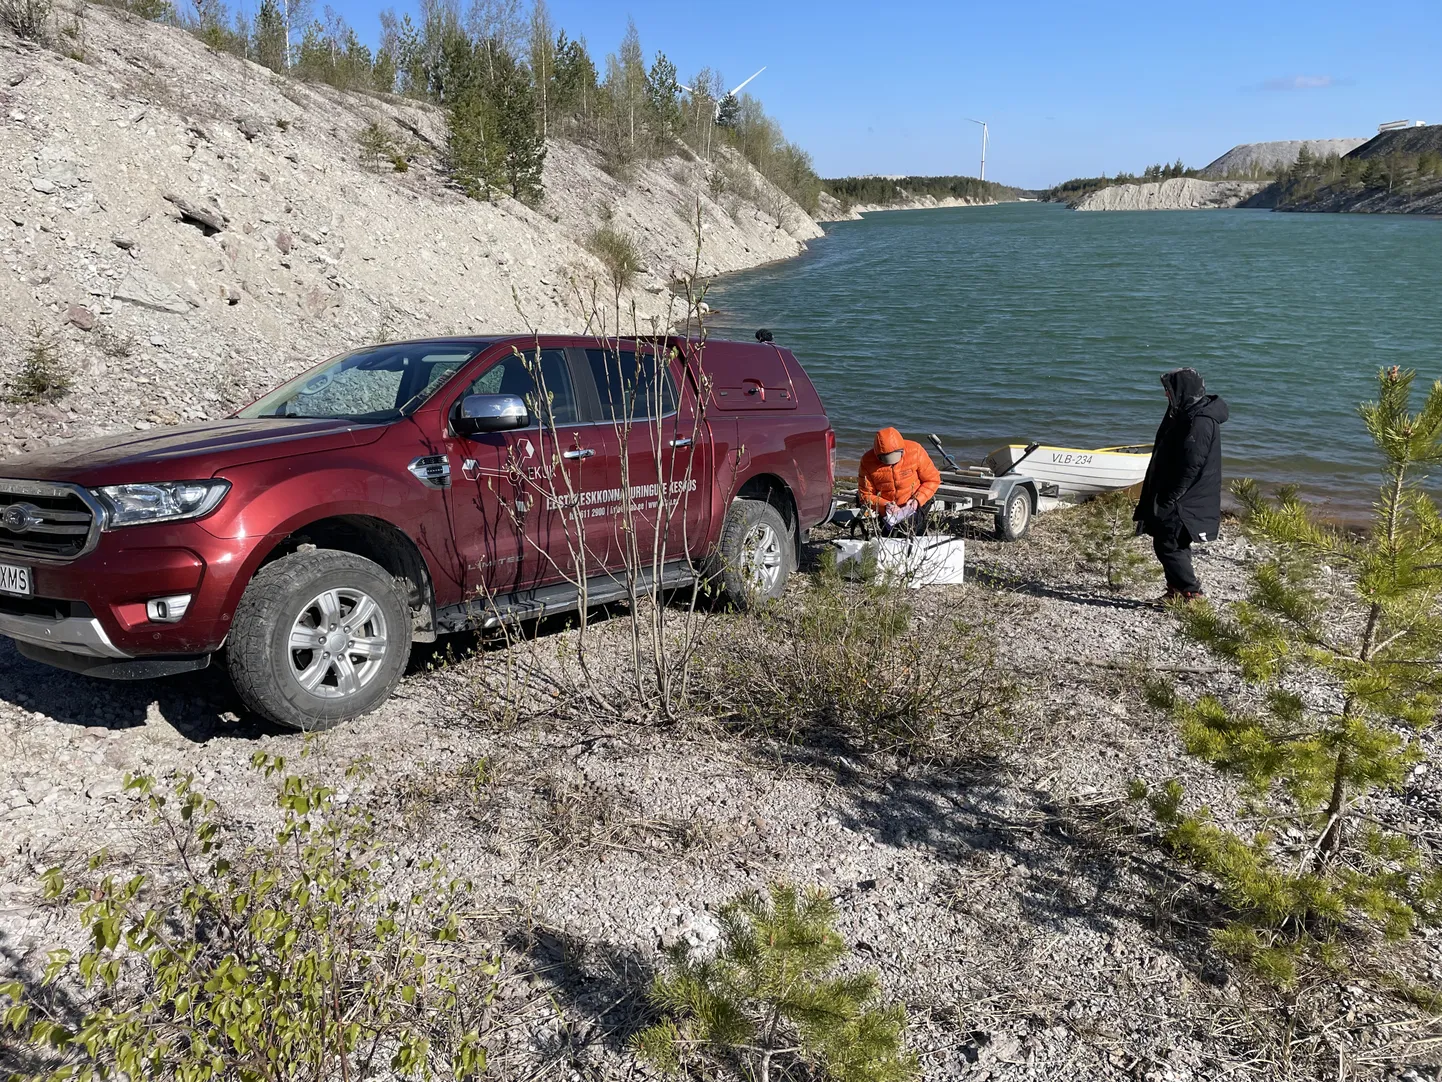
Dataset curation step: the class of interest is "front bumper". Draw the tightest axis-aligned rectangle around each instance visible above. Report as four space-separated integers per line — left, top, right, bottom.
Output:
0 519 259 665
0 606 128 657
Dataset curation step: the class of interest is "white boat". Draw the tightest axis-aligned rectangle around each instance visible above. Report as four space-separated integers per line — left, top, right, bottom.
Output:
984 443 1151 498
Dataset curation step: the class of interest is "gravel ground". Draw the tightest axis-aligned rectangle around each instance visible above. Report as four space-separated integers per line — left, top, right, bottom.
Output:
1 510 1440 1081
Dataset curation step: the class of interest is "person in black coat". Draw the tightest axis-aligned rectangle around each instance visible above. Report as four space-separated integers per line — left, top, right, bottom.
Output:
1133 367 1229 599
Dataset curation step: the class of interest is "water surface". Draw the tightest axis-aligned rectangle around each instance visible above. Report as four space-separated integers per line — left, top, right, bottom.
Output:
707 203 1442 515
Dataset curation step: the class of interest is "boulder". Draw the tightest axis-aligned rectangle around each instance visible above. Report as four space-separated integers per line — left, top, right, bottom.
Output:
66 305 96 331
164 192 227 234
113 269 190 314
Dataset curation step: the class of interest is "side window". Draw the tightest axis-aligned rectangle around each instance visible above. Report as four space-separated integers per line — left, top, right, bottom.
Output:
586 348 678 422
465 349 579 427
416 352 472 398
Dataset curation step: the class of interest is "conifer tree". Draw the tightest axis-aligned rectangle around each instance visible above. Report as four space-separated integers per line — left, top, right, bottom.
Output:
252 0 287 72
633 883 917 1082
1138 366 1442 987
1074 491 1154 591
646 50 681 136
490 46 545 200
551 31 597 131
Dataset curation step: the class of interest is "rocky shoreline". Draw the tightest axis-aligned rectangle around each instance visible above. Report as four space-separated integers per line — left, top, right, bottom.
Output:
814 190 1002 222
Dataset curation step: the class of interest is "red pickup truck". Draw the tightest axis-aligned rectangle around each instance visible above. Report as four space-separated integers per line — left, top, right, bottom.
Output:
0 334 835 730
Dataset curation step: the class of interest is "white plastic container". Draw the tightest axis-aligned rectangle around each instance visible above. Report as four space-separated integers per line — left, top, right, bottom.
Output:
830 536 966 587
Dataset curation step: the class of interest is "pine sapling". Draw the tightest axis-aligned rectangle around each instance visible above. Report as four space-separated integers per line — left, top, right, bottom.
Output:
1074 490 1155 591
632 882 917 1082
7 325 71 404
1137 367 1442 987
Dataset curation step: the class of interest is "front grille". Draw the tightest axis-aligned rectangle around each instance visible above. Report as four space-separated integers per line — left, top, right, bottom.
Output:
0 479 103 562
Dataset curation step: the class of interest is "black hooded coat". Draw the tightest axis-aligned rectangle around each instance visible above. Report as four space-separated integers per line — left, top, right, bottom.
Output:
1134 369 1230 542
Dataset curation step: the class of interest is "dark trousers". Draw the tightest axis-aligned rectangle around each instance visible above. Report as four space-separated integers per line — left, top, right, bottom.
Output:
1153 522 1201 594
881 499 932 538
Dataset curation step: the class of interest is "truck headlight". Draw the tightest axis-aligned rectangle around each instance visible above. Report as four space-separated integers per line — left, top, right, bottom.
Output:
94 480 231 527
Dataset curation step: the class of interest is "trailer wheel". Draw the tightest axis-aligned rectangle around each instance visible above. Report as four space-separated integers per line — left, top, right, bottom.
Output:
995 488 1033 542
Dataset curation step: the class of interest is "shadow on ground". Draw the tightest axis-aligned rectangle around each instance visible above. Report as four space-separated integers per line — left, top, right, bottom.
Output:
726 716 1230 994
0 640 287 742
503 922 659 1060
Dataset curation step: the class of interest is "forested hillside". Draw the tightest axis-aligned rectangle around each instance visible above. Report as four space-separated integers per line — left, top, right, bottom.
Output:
16 0 824 213
821 174 1020 213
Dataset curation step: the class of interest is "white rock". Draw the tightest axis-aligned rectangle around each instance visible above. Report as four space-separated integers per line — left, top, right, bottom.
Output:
114 269 191 314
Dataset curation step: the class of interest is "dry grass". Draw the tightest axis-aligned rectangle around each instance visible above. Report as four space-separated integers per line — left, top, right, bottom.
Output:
0 0 50 38
526 772 704 863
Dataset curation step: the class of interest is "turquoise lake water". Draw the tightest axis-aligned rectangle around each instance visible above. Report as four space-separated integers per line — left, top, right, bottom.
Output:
706 202 1442 516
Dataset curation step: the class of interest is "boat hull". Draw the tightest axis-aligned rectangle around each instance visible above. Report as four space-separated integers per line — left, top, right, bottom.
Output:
987 444 1150 497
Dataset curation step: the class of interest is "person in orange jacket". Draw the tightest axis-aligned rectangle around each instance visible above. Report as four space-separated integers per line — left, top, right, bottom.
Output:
858 427 941 536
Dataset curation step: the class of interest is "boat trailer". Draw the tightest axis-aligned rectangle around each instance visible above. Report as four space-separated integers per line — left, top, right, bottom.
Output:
831 435 1062 542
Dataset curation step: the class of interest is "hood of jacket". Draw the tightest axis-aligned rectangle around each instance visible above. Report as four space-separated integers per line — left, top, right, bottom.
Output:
1161 368 1207 410
873 427 905 455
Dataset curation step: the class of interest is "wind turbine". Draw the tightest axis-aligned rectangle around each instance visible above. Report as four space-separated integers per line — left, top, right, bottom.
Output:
967 118 988 181
678 67 767 122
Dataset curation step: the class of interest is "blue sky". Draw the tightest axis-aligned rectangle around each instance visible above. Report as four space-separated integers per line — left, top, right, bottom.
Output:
324 0 1441 189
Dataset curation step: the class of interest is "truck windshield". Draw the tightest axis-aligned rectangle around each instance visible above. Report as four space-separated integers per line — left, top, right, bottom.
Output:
238 344 478 422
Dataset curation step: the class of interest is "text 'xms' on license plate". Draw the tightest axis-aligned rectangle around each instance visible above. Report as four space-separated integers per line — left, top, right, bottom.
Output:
0 563 32 597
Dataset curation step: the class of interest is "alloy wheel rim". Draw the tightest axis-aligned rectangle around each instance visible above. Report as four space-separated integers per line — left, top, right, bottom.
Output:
741 522 784 593
287 587 388 699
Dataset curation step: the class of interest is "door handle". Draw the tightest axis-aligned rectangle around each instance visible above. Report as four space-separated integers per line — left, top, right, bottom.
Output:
562 448 595 460
670 436 693 448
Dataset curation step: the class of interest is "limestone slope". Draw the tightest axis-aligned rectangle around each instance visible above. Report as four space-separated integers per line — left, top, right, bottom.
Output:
1072 177 1264 211
1201 138 1367 177
0 6 820 459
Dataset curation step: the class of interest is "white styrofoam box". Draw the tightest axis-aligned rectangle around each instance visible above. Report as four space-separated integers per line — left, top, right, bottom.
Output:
831 536 965 587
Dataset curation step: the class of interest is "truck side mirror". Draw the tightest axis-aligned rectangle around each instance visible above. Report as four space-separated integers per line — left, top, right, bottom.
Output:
453 393 529 436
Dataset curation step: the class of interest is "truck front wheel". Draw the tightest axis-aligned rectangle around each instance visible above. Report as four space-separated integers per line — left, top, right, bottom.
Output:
227 549 412 731
708 498 792 608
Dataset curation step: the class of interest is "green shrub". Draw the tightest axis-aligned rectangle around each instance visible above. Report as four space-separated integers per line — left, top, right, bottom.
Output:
0 758 496 1080
633 882 917 1082
585 225 643 290
1139 367 1442 988
710 560 1010 760
357 118 400 171
6 326 70 404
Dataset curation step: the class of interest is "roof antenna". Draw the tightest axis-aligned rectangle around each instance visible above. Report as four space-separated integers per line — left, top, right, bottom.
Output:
755 328 774 343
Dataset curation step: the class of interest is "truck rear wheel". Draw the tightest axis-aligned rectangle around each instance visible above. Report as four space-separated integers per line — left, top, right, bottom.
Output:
994 487 1033 541
227 549 412 731
708 498 792 609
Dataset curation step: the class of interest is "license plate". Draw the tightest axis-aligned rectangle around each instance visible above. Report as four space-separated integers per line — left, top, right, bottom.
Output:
0 563 32 597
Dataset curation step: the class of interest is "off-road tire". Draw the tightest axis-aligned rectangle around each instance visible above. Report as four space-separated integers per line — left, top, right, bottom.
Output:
994 487 1033 542
227 549 412 731
707 498 793 609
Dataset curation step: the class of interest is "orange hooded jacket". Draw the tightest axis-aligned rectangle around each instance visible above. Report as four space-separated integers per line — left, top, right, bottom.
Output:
858 428 941 511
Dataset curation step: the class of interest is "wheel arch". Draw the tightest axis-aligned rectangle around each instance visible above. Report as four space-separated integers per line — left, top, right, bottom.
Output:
253 515 437 641
734 472 800 566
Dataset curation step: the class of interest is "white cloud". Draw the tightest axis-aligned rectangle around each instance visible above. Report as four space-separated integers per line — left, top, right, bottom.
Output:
1262 74 1336 91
